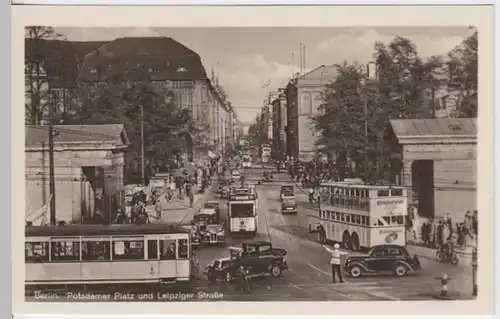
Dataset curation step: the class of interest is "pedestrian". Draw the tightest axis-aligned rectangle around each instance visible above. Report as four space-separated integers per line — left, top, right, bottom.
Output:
155 199 162 221
323 244 346 283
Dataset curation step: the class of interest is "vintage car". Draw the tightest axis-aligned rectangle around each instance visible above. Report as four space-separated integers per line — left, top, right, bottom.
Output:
203 201 221 220
231 170 241 183
191 208 221 246
280 185 295 201
262 171 274 182
281 199 298 214
344 244 421 278
205 242 288 283
200 223 226 246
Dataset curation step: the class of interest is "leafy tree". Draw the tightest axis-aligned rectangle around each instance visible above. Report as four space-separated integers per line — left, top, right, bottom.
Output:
447 31 478 118
313 36 445 183
73 76 199 183
25 27 63 125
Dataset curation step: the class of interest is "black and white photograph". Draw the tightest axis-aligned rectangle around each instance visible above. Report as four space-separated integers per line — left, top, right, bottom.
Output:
14 5 494 315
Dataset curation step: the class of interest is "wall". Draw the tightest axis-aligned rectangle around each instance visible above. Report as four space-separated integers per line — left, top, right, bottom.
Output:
297 87 324 160
25 146 125 224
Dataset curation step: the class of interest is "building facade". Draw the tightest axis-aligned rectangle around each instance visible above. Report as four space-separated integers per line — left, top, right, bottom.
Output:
270 88 287 160
285 65 337 161
26 37 234 161
25 124 129 224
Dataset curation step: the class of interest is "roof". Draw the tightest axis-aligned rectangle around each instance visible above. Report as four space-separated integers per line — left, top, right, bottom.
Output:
389 118 477 139
25 39 108 89
25 124 130 147
320 182 405 190
25 223 189 237
79 37 207 82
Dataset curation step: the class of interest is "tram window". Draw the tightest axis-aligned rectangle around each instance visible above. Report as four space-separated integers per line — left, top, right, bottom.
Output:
335 212 340 221
394 216 405 225
147 240 158 260
326 211 331 220
25 242 49 263
345 214 351 223
383 216 391 225
362 216 368 226
112 240 144 260
160 240 176 260
377 219 384 226
51 241 80 261
177 239 188 259
340 213 345 222
81 241 111 261
377 190 389 197
391 189 403 196
355 189 360 197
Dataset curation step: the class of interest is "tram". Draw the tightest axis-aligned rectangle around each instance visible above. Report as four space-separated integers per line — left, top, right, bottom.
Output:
25 224 193 286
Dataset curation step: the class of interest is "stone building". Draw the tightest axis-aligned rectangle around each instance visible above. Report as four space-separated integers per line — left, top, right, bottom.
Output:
285 65 337 161
25 124 129 224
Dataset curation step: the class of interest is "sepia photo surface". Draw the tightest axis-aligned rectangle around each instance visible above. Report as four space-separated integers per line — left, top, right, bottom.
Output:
12 4 495 316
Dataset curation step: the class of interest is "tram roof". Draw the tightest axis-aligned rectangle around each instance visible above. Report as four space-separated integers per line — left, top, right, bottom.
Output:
25 223 189 237
320 182 406 190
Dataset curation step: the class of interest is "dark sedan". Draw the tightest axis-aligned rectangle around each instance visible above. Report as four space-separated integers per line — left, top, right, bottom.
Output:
281 199 298 214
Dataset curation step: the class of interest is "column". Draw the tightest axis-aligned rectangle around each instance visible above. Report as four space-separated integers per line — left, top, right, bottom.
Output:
402 160 413 204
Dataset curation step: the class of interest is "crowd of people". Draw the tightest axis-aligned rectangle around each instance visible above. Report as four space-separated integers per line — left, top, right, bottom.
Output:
408 209 478 250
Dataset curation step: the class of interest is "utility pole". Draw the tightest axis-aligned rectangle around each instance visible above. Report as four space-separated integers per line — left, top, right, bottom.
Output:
140 105 145 186
48 106 56 225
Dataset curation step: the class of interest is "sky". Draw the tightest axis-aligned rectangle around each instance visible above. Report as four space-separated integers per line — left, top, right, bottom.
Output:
56 27 473 127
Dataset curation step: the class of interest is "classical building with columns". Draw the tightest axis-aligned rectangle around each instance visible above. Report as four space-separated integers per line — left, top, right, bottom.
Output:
25 124 130 224
389 118 477 221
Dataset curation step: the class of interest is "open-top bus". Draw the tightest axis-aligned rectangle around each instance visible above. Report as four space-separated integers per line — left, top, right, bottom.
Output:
25 224 194 287
317 182 408 250
227 187 258 237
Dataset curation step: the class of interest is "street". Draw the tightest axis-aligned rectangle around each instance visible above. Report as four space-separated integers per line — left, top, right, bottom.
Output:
176 167 474 301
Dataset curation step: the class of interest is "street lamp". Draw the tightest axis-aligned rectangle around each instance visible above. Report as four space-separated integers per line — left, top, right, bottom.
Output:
140 105 145 186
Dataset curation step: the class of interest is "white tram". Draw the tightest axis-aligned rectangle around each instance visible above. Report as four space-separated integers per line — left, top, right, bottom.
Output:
318 182 408 250
25 224 193 286
227 187 258 236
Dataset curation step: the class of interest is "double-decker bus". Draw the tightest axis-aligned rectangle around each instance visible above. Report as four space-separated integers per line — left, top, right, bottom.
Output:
25 224 194 287
261 144 271 164
317 182 407 250
227 187 258 237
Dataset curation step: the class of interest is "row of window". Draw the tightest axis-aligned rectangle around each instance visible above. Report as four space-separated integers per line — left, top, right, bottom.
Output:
320 195 370 211
319 210 406 227
25 239 188 263
320 187 404 198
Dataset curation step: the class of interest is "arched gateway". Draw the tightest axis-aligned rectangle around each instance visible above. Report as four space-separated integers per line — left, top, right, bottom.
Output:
389 118 477 221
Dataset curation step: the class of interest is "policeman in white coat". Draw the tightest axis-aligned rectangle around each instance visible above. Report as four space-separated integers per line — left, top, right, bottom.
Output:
323 243 346 283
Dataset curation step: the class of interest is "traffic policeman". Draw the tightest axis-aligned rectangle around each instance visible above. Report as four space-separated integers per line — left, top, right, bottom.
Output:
323 244 346 283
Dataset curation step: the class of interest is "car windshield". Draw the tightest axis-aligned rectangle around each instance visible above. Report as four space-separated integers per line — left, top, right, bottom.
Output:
243 157 251 162
204 203 218 209
283 201 295 206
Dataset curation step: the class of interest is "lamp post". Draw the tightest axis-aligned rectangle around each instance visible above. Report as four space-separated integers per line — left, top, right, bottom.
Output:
140 105 145 186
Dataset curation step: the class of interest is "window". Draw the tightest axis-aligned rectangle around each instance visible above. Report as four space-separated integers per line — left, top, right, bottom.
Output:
362 216 369 226
147 240 158 260
391 215 405 225
345 214 351 223
51 241 80 261
81 240 111 261
160 240 177 260
177 239 188 259
378 219 384 226
25 242 49 262
340 213 345 222
355 215 361 225
378 190 389 197
384 248 403 256
176 67 187 72
326 211 331 220
391 189 403 196
383 216 391 225
112 239 144 260
335 212 340 221
355 189 360 197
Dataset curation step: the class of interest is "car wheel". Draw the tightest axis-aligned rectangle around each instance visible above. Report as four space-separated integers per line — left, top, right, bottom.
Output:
450 254 459 265
225 271 232 283
394 264 408 277
349 265 362 278
270 264 282 278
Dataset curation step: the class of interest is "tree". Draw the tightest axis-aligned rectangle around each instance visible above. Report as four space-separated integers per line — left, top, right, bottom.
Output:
313 36 444 183
25 27 64 125
447 31 478 118
74 77 198 183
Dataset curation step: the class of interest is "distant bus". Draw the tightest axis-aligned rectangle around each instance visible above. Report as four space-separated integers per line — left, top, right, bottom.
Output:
318 182 408 250
242 155 252 168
